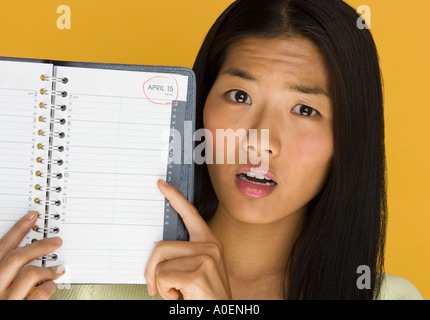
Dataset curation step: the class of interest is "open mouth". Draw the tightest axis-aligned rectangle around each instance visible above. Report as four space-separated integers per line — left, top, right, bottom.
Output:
236 172 277 186
234 163 278 199
234 169 278 199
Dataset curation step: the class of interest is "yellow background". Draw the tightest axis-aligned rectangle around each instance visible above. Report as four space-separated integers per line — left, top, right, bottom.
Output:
0 0 428 299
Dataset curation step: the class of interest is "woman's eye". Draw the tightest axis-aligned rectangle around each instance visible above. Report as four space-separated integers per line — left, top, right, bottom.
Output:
291 104 319 117
226 90 252 104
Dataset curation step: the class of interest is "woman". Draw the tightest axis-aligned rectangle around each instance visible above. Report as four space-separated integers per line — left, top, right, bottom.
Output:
0 0 422 300
147 0 423 300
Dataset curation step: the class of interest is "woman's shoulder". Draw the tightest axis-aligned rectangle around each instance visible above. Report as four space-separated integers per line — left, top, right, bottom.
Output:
375 273 423 300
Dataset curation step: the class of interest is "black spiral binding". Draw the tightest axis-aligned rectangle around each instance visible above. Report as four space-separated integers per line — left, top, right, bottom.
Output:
32 73 68 263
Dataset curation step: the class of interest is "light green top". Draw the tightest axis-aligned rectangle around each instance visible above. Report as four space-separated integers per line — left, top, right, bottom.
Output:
50 273 423 300
375 274 423 300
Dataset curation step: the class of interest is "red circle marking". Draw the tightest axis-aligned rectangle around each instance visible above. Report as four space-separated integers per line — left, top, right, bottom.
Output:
143 75 179 105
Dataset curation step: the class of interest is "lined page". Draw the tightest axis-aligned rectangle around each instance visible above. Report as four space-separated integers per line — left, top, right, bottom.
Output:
0 60 53 247
46 65 188 284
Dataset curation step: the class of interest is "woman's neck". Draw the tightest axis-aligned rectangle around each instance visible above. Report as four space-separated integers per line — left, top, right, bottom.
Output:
207 205 305 300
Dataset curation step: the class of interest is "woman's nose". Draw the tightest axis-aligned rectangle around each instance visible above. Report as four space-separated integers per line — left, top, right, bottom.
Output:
242 129 271 156
241 125 280 164
243 103 282 155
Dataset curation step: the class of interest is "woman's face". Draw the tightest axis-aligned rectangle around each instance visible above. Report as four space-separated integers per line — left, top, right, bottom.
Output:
203 36 333 224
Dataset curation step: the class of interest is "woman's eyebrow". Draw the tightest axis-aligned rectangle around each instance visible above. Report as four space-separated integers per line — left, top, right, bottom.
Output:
220 67 329 97
289 84 329 97
220 67 257 81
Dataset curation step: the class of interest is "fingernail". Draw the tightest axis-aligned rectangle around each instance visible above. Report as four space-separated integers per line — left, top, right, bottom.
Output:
56 265 66 274
158 179 169 187
26 211 38 220
50 237 62 245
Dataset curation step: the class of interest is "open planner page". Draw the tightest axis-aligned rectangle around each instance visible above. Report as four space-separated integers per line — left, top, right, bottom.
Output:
43 65 189 284
0 60 53 249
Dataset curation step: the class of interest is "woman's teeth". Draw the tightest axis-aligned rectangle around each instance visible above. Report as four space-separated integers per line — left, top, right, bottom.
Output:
237 172 277 186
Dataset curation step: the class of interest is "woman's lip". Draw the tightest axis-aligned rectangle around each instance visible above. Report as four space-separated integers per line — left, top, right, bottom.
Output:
235 176 277 199
235 163 278 184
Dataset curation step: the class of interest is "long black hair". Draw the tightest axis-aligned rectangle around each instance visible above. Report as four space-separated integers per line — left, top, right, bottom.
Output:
192 0 387 299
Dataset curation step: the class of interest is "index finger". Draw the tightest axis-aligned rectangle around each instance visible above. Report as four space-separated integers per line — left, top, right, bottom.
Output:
0 211 39 261
157 179 216 243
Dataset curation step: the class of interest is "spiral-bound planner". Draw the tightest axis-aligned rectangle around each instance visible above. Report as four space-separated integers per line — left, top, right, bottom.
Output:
0 57 195 284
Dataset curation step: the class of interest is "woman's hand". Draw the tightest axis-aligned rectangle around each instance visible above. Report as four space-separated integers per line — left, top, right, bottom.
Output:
144 180 232 300
0 211 64 300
